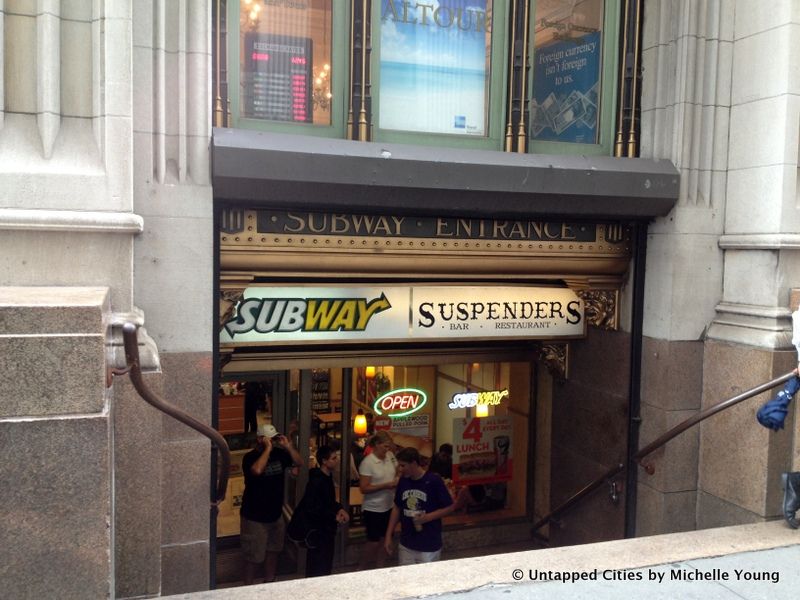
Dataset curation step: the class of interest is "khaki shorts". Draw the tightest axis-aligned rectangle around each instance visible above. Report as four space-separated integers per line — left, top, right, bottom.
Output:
240 517 285 563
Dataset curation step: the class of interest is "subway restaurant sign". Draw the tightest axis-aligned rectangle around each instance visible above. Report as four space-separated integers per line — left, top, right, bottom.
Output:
221 286 584 345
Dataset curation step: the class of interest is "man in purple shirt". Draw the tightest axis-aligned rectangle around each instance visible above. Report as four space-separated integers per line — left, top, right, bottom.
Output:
384 447 455 565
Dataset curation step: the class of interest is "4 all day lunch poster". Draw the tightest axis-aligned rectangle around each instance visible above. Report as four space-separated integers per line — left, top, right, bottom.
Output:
453 416 513 486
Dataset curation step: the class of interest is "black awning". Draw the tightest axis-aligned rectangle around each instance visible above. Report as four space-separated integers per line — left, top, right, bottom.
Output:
212 128 678 219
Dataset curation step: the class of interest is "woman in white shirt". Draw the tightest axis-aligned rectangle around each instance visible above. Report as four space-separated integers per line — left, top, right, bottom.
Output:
358 430 398 569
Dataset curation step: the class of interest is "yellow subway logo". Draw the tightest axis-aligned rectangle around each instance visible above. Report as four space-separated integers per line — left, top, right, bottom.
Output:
224 294 391 336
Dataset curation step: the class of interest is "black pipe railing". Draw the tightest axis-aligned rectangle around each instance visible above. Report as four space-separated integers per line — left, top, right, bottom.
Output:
532 370 797 535
119 322 231 509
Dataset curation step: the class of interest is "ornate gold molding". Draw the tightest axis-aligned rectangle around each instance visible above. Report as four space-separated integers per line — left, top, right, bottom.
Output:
578 289 619 331
220 270 254 332
220 290 243 330
540 343 568 382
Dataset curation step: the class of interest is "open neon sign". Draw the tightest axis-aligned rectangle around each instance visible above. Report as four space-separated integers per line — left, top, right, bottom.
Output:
373 387 428 418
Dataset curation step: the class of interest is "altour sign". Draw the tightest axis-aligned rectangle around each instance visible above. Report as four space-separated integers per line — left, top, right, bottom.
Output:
220 286 585 345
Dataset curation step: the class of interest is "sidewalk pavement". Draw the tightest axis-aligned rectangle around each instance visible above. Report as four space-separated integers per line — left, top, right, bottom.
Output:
435 544 800 599
167 521 799 600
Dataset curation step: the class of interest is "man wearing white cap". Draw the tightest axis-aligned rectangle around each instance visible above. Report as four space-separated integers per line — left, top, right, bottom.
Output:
241 423 303 584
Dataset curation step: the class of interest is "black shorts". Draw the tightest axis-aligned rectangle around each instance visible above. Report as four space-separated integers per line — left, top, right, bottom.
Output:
362 509 392 542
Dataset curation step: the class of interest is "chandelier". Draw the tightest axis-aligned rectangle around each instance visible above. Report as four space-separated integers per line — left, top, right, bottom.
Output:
313 63 332 112
242 0 261 30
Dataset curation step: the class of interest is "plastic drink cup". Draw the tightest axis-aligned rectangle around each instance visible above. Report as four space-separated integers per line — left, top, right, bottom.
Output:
412 510 424 532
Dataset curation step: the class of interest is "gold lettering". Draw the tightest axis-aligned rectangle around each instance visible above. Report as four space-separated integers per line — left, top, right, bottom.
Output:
479 219 486 238
437 218 454 237
351 214 375 234
508 221 525 238
561 223 577 240
544 222 561 239
331 214 350 234
307 212 327 233
527 221 544 239
493 220 509 239
284 212 305 233
373 216 393 235
456 218 472 237
391 216 405 235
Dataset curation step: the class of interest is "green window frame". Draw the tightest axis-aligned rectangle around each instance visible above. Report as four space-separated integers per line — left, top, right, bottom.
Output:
370 0 510 150
226 1 349 137
527 0 620 156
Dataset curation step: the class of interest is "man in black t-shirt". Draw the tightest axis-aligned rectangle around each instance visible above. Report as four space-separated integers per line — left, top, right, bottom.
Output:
240 423 303 585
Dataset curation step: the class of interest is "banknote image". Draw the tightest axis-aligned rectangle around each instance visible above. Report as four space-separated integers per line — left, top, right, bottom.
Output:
531 103 550 136
553 90 587 134
579 95 597 129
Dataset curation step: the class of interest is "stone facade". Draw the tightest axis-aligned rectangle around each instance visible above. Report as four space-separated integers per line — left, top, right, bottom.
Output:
0 1 213 597
638 0 800 535
1 0 799 597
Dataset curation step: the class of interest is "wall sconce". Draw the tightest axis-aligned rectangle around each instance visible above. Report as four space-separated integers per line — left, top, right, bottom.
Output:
475 403 489 418
354 409 368 435
365 366 376 379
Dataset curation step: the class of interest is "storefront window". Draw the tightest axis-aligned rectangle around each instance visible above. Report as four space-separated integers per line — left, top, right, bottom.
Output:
216 372 302 538
215 359 530 543
235 0 336 126
347 361 529 529
530 0 613 150
377 1 493 136
216 377 279 538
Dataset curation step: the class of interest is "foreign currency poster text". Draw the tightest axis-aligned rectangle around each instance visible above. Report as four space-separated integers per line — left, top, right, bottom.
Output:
532 31 601 144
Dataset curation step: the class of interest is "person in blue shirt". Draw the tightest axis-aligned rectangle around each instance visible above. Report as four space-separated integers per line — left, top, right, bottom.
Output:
383 447 455 565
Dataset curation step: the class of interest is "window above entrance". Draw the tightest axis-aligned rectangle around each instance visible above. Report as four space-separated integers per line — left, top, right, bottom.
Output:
370 1 508 150
227 0 348 137
216 1 631 155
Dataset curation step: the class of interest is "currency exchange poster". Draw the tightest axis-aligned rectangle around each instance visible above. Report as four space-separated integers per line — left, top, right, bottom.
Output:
531 30 601 143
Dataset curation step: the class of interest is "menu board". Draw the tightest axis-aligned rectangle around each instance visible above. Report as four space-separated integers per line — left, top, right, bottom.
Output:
242 33 313 123
452 416 513 486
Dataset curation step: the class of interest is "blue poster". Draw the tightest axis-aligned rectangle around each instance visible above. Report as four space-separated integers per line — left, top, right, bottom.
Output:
531 31 601 144
379 0 490 136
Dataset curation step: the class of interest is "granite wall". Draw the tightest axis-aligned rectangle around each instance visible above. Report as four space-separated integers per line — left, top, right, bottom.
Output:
549 328 631 546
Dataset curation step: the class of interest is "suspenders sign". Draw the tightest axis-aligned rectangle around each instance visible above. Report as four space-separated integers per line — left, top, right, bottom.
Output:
221 286 585 345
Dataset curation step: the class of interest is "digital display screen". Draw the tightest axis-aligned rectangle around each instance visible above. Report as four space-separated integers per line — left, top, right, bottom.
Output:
242 33 313 123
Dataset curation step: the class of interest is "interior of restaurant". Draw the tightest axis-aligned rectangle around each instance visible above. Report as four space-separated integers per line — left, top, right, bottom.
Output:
214 359 535 582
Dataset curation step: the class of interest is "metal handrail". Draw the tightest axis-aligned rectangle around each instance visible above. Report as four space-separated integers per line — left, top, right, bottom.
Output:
532 370 797 535
119 322 231 509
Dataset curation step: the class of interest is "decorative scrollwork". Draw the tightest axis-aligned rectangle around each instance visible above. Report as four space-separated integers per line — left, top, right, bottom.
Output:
578 289 618 330
540 343 568 382
219 289 245 330
220 209 245 234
